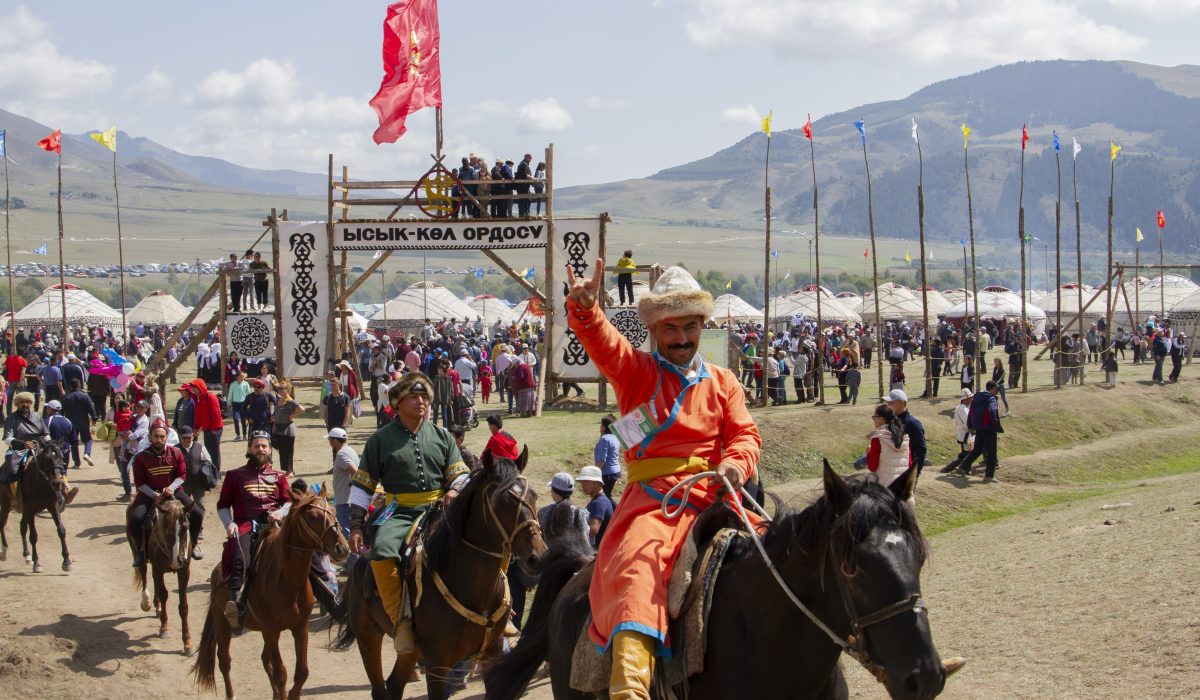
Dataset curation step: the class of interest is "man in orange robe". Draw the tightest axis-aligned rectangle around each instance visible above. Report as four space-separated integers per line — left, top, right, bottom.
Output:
565 261 761 699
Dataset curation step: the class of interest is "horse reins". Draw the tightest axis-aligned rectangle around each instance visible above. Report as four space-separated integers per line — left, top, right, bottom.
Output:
662 471 927 685
287 498 341 553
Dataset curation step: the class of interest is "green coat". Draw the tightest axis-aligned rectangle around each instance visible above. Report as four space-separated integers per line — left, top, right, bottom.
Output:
352 420 468 559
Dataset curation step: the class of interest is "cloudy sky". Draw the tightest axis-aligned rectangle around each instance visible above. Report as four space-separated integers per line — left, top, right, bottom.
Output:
2 0 1196 187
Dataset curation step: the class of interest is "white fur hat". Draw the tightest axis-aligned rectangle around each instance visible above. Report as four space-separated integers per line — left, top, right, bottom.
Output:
638 266 714 327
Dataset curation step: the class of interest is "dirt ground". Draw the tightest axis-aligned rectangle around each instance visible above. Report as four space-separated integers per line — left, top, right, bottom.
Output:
3 454 1198 699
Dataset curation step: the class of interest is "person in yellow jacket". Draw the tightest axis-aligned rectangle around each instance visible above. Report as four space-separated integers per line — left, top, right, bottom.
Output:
565 260 762 699
615 250 637 306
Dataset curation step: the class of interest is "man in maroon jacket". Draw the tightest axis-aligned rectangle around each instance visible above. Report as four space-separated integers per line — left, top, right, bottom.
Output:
126 419 204 567
215 430 290 626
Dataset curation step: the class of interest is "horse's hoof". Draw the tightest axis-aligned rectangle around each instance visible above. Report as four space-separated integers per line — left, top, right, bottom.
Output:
23 555 31 564
32 563 43 574
140 592 152 612
184 645 195 657
62 561 71 572
0 547 7 561
158 629 171 639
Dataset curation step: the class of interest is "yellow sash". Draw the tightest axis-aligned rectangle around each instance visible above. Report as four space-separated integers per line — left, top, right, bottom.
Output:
626 456 710 484
382 489 444 508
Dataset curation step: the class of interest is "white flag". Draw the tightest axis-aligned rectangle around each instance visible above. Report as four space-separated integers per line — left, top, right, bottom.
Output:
911 118 919 145
373 250 382 260
1072 137 1081 160
783 269 791 280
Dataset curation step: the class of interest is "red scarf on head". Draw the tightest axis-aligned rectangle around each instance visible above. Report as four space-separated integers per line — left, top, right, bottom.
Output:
485 430 519 461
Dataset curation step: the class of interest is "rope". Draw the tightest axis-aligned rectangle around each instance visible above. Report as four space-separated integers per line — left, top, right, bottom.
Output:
659 471 849 652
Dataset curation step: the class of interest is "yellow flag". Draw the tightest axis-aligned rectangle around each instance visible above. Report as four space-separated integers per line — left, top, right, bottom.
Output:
1136 227 1144 243
762 110 772 137
90 126 117 153
905 251 912 263
1110 141 1121 161
725 279 733 290
961 123 971 149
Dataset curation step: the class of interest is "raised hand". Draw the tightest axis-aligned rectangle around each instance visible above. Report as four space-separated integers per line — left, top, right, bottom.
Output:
565 257 604 309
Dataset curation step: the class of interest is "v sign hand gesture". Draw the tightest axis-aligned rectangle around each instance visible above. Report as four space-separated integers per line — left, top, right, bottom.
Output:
565 257 605 309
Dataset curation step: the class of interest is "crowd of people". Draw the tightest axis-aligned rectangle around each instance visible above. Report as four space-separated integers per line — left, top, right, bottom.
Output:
449 153 547 219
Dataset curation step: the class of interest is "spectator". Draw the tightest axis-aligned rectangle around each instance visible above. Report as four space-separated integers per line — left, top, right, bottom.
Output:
227 370 251 440
478 362 493 404
940 389 975 474
991 357 1010 416
483 414 518 460
323 379 351 431
179 426 214 560
594 414 622 500
955 380 1004 482
447 424 481 471
865 403 910 488
250 251 271 308
885 389 926 475
190 379 225 471
326 426 359 570
224 253 244 313
616 250 636 306
431 363 454 427
240 250 255 311
538 472 591 547
576 465 613 549
454 349 478 398
245 379 275 433
60 378 97 467
271 382 304 475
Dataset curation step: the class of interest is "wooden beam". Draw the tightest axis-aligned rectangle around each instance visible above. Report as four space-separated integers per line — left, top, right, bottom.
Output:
148 276 221 369
482 249 545 302
334 250 393 309
158 316 219 388
1034 267 1119 360
534 144 554 417
271 208 285 378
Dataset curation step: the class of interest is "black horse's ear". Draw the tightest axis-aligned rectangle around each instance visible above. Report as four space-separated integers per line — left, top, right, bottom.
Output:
822 458 852 515
481 448 494 472
516 445 529 473
889 466 917 503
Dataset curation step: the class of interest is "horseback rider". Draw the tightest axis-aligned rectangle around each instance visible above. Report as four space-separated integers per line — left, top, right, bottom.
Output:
126 419 204 567
215 430 291 628
3 391 78 506
346 372 470 655
565 262 761 699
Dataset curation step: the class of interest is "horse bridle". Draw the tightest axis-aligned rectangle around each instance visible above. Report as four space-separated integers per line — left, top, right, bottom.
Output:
287 498 342 554
458 474 542 572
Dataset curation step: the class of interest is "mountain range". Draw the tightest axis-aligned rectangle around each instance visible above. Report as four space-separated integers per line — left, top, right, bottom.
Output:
2 59 1196 260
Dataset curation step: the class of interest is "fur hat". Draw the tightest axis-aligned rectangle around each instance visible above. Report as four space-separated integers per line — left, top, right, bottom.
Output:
637 266 714 328
389 371 433 406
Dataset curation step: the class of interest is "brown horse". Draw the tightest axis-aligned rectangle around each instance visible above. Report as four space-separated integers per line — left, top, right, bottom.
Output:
192 487 349 700
0 441 71 573
331 446 547 700
135 497 194 655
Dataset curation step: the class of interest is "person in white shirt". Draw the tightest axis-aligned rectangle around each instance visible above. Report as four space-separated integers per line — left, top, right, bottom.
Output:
518 345 538 369
453 351 478 398
940 389 975 473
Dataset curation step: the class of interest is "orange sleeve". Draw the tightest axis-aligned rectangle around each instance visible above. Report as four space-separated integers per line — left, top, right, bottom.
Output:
566 299 655 409
717 370 760 481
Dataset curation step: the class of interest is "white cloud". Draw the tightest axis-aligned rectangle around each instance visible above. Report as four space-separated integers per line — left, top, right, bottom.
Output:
684 0 1147 63
720 104 762 128
125 66 172 103
196 59 298 107
585 96 629 110
517 97 573 132
1108 0 1200 16
457 99 509 125
0 6 114 105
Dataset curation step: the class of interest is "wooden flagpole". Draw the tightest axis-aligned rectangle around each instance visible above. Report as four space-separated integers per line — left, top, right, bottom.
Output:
914 119 931 398
1072 139 1084 383
858 120 884 399
805 116 825 405
1018 126 1028 393
3 134 12 337
1159 231 1165 318
56 148 68 352
964 124 981 391
1107 145 1117 359
1054 134 1062 389
1135 241 1140 327
760 113 773 405
111 147 128 345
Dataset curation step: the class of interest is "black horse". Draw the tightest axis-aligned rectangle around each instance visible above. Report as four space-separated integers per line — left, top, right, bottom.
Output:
0 441 72 573
484 462 963 700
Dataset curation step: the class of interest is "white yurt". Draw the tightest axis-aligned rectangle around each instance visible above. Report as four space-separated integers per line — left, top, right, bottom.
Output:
12 283 122 328
1144 274 1199 314
712 293 762 323
770 288 863 326
372 281 477 323
1166 288 1200 352
346 310 369 332
945 286 1047 334
855 283 926 323
940 288 974 307
1033 284 1104 329
468 294 518 327
606 280 651 307
127 290 190 327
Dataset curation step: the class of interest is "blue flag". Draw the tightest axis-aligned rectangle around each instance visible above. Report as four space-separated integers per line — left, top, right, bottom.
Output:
524 266 536 280
473 268 484 278
0 129 5 158
853 118 866 144
33 244 48 255
959 238 966 247
771 249 779 259
1052 130 1061 153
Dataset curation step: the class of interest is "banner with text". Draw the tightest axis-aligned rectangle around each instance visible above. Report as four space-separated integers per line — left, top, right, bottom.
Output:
278 221 330 378
333 222 548 251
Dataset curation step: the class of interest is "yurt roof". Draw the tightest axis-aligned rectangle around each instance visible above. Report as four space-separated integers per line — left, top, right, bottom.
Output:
346 310 369 332
915 289 954 316
940 289 974 306
855 284 925 322
1033 286 1105 319
12 283 122 326
373 281 477 322
770 291 862 325
945 290 1047 321
606 280 651 306
712 293 762 322
834 291 861 299
468 295 518 326
127 290 190 326
188 296 221 327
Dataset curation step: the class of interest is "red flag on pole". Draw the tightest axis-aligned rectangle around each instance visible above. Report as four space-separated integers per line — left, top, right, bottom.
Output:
369 0 443 144
802 113 813 141
1021 124 1029 151
37 129 62 153
863 248 869 258
1157 210 1166 228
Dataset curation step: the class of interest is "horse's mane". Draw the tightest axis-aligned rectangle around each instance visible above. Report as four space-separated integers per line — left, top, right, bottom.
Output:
750 474 928 579
424 456 523 574
254 490 323 578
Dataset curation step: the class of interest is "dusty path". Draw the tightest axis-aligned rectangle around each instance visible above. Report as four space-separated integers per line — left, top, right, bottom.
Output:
3 457 1197 699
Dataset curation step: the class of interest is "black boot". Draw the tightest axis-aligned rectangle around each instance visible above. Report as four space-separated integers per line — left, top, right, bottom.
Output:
131 533 146 568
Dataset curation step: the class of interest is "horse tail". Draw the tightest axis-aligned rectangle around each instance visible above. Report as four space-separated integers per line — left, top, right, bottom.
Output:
133 564 145 591
191 603 218 690
329 558 359 651
482 537 594 700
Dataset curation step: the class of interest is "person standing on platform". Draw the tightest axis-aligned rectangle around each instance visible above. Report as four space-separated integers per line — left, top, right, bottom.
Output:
594 414 622 500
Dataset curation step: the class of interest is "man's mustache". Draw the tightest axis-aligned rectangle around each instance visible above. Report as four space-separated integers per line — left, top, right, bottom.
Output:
667 342 696 351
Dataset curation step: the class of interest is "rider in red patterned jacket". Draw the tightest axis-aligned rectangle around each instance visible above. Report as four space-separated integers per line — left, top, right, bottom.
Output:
126 418 204 567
